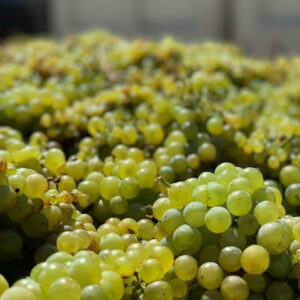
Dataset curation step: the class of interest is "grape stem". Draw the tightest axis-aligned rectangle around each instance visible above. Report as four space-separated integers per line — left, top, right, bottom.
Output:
278 135 293 148
156 176 171 187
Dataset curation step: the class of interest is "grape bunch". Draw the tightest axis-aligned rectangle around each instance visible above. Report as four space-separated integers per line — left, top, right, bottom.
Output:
0 30 300 300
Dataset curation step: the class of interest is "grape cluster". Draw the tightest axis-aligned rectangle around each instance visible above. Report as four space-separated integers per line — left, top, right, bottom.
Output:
0 30 300 300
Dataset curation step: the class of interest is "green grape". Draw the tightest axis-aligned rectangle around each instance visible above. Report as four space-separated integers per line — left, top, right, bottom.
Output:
69 257 101 287
139 258 164 283
198 244 220 264
74 250 101 265
136 168 156 188
99 176 120 200
267 251 292 278
205 207 232 233
114 255 135 277
100 233 125 251
200 290 224 300
47 252 74 264
169 278 187 298
149 245 174 274
252 187 276 203
8 174 25 194
266 281 294 300
174 255 198 281
35 262 68 293
257 222 292 254
285 183 300 206
243 274 266 293
197 262 224 290
34 244 57 263
198 143 217 162
226 191 252 216
44 148 65 174
158 166 175 183
74 229 91 249
153 197 171 221
0 230 23 261
218 246 242 272
228 177 252 194
48 277 81 300
183 201 207 227
66 159 86 180
24 174 48 198
144 281 173 300
198 172 216 185
0 185 16 213
237 214 259 235
81 284 109 300
161 208 184 235
119 177 140 199
279 165 300 187
219 228 247 250
172 224 202 254
57 232 80 253
192 185 208 205
41 206 63 231
216 170 237 189
253 201 279 225
168 181 192 209
0 286 37 300
0 274 9 296
7 195 34 223
118 158 139 178
78 180 99 203
215 162 237 175
241 245 270 274
221 276 249 300
137 219 155 240
239 167 264 191
207 117 223 136
100 271 124 300
109 195 128 214
206 182 227 207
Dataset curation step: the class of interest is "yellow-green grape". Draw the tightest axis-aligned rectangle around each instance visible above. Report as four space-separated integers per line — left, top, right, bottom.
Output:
241 245 270 274
228 177 253 194
73 229 90 249
170 154 187 173
215 162 237 175
127 148 144 163
161 208 184 235
22 212 48 238
279 165 300 187
237 214 259 236
153 197 171 221
207 117 223 136
243 274 266 293
221 275 249 300
99 176 120 200
172 224 202 254
0 185 16 213
219 246 242 272
197 262 224 290
57 232 80 253
226 191 252 216
144 281 173 300
268 155 280 169
198 244 220 264
44 148 65 174
183 201 207 228
198 143 217 162
169 278 187 298
136 168 156 187
24 174 48 199
0 286 37 300
137 219 155 241
69 257 101 287
120 218 139 235
78 180 99 203
200 290 224 300
65 159 86 181
216 170 237 189
205 206 232 233
294 222 300 241
257 222 292 254
266 281 294 300
8 174 25 194
252 187 276 203
120 125 138 145
253 201 279 225
34 244 57 264
268 186 282 206
219 228 247 250
239 167 264 191
100 233 125 251
109 195 128 215
81 284 109 300
97 224 119 239
114 255 136 277
100 270 124 300
267 251 292 278
149 245 173 274
119 177 140 199
7 195 34 223
48 277 81 300
285 183 300 206
0 274 9 296
174 255 198 281
168 181 192 209
187 154 200 169
144 124 164 145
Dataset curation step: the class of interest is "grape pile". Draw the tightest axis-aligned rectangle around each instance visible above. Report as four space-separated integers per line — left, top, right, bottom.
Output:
0 30 300 299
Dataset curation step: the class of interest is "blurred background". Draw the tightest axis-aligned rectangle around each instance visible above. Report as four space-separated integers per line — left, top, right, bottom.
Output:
1 0 300 56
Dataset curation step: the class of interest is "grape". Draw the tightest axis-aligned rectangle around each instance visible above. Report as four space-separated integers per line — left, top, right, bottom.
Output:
24 174 48 198
168 181 192 209
239 168 264 191
237 214 259 235
144 281 173 300
257 222 292 254
48 277 81 300
153 197 171 221
99 176 120 200
197 262 224 290
137 219 155 240
0 274 9 296
161 208 184 235
81 285 109 300
226 191 252 216
139 258 164 283
169 278 187 298
174 255 198 281
241 245 270 274
7 195 34 223
243 274 266 293
198 143 217 162
228 177 252 194
267 251 292 278
47 252 74 264
100 233 125 251
253 201 279 225
205 207 232 233
100 271 124 300
0 286 37 300
199 244 220 264
279 165 300 187
266 281 294 300
78 180 99 203
200 290 224 300
149 245 174 274
109 195 128 214
218 246 242 272
221 275 249 300
0 230 23 261
183 201 207 227
57 232 80 253
285 183 300 206
0 185 16 213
